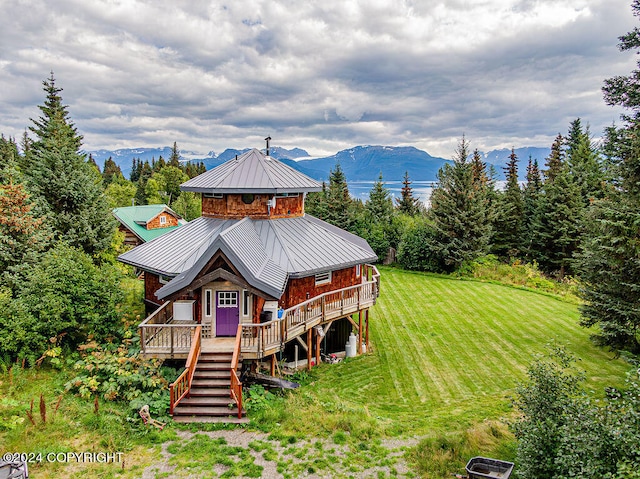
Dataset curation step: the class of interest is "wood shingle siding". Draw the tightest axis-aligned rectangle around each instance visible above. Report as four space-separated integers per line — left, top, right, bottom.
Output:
281 266 358 309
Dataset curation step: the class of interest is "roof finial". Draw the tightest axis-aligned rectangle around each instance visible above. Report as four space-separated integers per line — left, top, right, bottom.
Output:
265 136 272 156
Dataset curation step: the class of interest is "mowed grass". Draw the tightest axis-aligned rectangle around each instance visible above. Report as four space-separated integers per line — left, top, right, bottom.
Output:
280 266 630 437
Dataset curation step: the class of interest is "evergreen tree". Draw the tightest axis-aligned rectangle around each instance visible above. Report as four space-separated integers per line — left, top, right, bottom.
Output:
324 163 354 230
24 73 114 257
130 157 142 182
102 157 123 186
429 136 492 271
168 142 181 168
134 160 153 205
153 155 166 172
0 182 50 281
565 119 605 204
530 135 582 278
366 173 394 223
396 171 420 215
492 148 524 258
305 182 329 220
522 156 542 257
0 135 21 184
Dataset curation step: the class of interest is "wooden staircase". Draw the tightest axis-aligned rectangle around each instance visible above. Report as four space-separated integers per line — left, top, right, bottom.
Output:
172 351 247 423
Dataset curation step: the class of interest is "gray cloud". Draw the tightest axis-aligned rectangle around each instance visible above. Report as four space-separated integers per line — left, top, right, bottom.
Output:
0 0 637 158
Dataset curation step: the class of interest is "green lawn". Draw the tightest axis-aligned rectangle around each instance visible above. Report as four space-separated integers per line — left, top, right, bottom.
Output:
277 266 630 437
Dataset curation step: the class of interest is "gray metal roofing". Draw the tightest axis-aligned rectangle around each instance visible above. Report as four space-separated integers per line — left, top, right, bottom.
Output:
118 214 377 298
180 148 322 193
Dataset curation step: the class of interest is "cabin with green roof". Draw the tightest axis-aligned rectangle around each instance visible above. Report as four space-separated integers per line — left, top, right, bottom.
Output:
113 204 184 246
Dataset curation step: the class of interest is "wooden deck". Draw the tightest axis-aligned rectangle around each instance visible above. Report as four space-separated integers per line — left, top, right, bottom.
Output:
139 264 380 360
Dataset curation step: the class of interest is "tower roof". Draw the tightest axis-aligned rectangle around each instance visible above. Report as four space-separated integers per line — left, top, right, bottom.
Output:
180 148 322 194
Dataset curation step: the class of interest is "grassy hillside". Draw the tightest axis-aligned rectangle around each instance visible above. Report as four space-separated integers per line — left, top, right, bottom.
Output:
273 267 629 437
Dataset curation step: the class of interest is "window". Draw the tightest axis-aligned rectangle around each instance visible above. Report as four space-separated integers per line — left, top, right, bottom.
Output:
204 289 212 317
355 264 361 277
241 194 255 204
275 192 300 198
159 215 167 225
217 291 238 307
315 271 332 286
204 193 224 199
242 290 250 317
158 274 172 284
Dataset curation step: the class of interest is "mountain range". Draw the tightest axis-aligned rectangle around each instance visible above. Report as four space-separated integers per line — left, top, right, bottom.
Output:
88 145 551 182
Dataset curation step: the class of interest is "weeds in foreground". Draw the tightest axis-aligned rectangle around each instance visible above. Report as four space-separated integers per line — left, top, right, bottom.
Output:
407 420 516 478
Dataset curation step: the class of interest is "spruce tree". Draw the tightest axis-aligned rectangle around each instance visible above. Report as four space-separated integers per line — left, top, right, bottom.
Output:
530 135 582 278
324 162 354 231
522 156 542 257
168 142 181 168
566 119 605 204
102 157 123 186
25 73 114 257
492 148 524 258
429 136 492 271
577 1 640 352
366 173 394 223
396 171 420 216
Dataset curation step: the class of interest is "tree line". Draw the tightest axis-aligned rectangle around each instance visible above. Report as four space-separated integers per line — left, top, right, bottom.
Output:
307 117 634 356
100 142 205 221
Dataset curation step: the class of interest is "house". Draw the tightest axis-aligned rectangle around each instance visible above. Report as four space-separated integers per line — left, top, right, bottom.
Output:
118 146 380 422
113 204 184 247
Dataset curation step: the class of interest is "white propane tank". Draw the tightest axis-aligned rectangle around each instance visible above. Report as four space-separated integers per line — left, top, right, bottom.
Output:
346 332 357 357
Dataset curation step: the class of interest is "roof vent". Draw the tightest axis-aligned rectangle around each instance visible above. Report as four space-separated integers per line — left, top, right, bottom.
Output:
265 136 271 156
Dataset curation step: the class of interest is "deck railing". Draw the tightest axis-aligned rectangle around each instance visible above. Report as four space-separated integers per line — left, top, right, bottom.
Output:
169 325 202 414
240 264 380 358
139 300 199 357
230 324 243 419
140 264 380 359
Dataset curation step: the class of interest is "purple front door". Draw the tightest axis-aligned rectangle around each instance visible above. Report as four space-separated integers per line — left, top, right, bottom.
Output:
216 291 239 336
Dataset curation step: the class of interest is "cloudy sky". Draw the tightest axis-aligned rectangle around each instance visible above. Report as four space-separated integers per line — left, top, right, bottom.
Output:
0 0 638 158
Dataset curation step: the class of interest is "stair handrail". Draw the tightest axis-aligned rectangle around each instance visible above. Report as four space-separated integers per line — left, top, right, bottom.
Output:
230 324 243 419
169 325 202 415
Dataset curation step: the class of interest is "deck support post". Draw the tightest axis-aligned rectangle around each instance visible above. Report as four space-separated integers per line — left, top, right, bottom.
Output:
270 354 276 376
306 329 312 370
357 310 363 355
315 330 321 366
365 309 370 352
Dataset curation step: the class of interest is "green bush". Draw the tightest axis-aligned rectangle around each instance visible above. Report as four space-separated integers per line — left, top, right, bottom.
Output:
65 344 171 417
511 347 640 479
397 218 442 271
0 243 124 362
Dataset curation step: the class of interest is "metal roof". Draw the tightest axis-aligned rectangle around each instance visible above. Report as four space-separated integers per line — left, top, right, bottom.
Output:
118 214 377 299
180 148 322 194
112 204 182 243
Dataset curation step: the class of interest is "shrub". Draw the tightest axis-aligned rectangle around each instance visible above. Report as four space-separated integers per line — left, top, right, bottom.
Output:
65 344 171 417
397 218 442 271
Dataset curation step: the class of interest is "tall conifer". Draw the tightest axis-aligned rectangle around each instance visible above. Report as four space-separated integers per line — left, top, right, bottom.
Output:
25 73 114 257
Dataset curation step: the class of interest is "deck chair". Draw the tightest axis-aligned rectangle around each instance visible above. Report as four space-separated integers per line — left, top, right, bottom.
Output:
138 404 166 430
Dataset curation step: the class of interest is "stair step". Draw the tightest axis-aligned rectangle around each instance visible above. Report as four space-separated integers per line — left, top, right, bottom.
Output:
179 396 234 407
173 405 241 416
172 415 249 424
191 378 231 388
196 366 234 373
193 370 231 380
189 387 231 397
199 353 233 362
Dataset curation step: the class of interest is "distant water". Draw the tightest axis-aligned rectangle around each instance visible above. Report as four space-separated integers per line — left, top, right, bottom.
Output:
348 180 436 206
348 179 508 206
